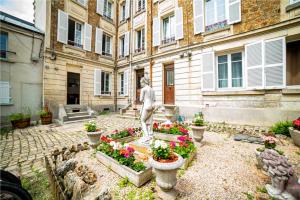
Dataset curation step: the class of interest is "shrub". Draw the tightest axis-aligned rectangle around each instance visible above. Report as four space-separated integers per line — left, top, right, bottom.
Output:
270 120 293 137
37 110 51 117
193 113 204 126
84 120 97 132
9 113 31 121
150 140 171 160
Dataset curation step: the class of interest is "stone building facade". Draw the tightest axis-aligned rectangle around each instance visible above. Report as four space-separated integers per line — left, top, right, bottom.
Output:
35 0 300 126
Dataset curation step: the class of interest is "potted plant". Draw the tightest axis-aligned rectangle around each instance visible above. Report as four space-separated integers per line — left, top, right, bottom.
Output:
190 112 206 142
289 117 300 147
84 120 103 147
9 112 31 129
38 106 52 125
149 139 184 198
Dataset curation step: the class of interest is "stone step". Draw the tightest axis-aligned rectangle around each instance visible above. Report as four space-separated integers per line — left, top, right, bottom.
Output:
117 114 139 120
67 115 92 121
63 118 91 124
67 111 89 117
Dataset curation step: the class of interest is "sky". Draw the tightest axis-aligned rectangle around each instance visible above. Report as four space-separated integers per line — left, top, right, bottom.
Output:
0 0 34 23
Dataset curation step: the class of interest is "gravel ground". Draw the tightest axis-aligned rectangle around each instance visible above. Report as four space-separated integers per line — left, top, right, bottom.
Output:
73 131 300 200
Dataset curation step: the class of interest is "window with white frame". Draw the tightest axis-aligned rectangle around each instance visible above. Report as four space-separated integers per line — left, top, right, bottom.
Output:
101 71 111 95
0 81 11 104
76 0 86 6
120 2 126 22
205 0 227 31
0 32 8 59
162 15 175 44
135 28 145 53
102 33 112 57
217 52 243 89
119 73 124 95
68 19 83 48
119 35 125 58
290 0 300 4
136 0 145 13
103 0 113 20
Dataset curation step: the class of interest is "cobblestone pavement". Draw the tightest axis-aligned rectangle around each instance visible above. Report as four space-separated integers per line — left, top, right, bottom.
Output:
0 114 140 176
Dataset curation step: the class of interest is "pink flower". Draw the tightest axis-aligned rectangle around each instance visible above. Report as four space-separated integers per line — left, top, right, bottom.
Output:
127 146 135 153
124 153 130 158
170 141 176 148
177 136 186 142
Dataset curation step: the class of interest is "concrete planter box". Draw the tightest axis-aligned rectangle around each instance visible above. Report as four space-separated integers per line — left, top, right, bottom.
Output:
289 127 300 147
86 131 103 147
153 132 182 142
181 150 197 170
113 136 136 143
96 152 152 187
190 125 206 142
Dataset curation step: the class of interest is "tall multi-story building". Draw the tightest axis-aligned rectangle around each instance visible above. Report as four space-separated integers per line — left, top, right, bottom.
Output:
35 0 300 126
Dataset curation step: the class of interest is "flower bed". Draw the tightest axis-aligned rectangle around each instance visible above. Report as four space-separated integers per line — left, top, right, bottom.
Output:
107 128 139 143
96 136 152 187
153 122 189 141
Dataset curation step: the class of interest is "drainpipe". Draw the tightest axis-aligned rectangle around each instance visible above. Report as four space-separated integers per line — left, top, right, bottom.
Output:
149 0 153 86
114 1 120 112
129 0 134 105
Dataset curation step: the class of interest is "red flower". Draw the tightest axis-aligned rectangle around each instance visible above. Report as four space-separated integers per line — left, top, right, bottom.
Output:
179 127 189 135
153 122 159 129
170 141 176 148
101 136 113 143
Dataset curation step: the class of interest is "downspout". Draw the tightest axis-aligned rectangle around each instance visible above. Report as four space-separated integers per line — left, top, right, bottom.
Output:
114 1 120 111
129 0 134 105
149 0 153 86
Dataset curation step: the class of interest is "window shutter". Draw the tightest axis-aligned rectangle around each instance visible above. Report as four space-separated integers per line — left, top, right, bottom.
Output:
202 52 215 91
124 70 129 96
109 36 113 55
193 0 204 34
264 37 285 88
83 23 92 51
57 10 68 44
109 73 112 94
95 27 103 54
125 0 130 19
0 81 10 104
94 69 102 96
124 31 130 56
175 7 184 40
245 41 264 89
96 0 104 15
152 17 160 47
228 0 241 24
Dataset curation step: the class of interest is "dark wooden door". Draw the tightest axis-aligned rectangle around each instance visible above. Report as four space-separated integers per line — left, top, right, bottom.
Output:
67 72 80 104
164 64 175 104
136 69 144 104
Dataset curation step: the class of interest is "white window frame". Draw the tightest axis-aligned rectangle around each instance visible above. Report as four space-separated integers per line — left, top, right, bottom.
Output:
119 72 125 95
76 0 86 6
290 0 300 4
103 0 113 20
0 81 11 104
0 31 8 59
102 33 112 57
101 71 111 95
135 28 145 53
119 35 125 58
136 0 145 13
216 51 245 91
120 2 126 22
68 18 83 48
205 0 227 27
161 14 175 44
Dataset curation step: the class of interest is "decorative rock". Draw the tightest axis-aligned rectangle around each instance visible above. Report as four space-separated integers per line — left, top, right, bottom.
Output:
56 159 77 177
75 164 97 185
94 187 112 200
72 177 88 200
77 144 83 151
64 171 80 197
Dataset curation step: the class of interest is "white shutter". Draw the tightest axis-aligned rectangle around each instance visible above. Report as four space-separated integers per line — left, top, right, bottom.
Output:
228 0 241 24
264 37 285 88
193 0 204 34
245 41 264 89
57 10 68 44
175 7 183 40
152 17 160 47
125 0 130 19
95 27 103 54
94 69 102 96
0 81 10 104
96 0 104 15
83 23 92 51
202 52 215 91
124 31 130 56
124 70 129 96
109 73 112 95
109 36 113 55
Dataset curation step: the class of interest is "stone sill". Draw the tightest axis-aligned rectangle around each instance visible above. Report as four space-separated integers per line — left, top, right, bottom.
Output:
282 88 300 94
65 44 86 53
134 9 146 17
159 41 177 49
119 20 127 26
202 90 266 96
286 2 300 12
71 0 87 9
102 16 115 25
99 55 114 61
202 25 231 36
95 95 113 99
0 58 15 63
133 51 146 56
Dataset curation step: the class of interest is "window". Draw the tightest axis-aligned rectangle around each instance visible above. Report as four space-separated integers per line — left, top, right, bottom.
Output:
76 0 86 6
120 73 124 95
166 70 174 86
120 2 126 22
135 28 145 53
290 0 300 4
286 40 300 86
103 0 113 20
162 15 175 44
119 35 125 58
68 19 83 48
0 81 11 104
205 0 227 31
101 71 111 95
137 0 145 13
102 33 112 57
217 52 243 89
0 32 8 59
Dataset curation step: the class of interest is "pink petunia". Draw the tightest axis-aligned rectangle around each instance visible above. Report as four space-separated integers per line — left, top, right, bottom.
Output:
170 141 176 148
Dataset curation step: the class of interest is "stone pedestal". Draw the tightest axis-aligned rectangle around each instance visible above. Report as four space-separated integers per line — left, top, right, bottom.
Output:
163 105 177 124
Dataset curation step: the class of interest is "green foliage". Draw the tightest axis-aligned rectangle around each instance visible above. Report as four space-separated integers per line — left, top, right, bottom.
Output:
9 113 31 121
295 151 300 156
110 130 130 139
84 120 97 132
125 188 154 200
118 177 131 188
151 140 171 160
174 140 196 159
193 112 204 126
242 192 254 200
99 110 110 115
169 126 180 135
132 162 146 172
275 149 284 155
177 168 185 178
270 120 293 137
256 186 267 193
37 110 51 117
0 127 12 137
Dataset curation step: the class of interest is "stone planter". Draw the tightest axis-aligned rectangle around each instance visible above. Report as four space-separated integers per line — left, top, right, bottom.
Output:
289 127 300 147
86 131 102 147
96 152 152 187
11 118 31 129
153 132 182 142
190 125 206 142
112 136 136 143
149 153 183 199
181 150 197 170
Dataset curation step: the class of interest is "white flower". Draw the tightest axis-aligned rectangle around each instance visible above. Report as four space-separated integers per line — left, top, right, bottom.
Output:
149 139 154 145
109 141 116 147
161 142 168 149
154 140 161 148
124 143 129 148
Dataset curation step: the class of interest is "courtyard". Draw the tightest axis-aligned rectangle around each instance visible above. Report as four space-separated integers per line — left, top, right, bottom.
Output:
1 113 299 199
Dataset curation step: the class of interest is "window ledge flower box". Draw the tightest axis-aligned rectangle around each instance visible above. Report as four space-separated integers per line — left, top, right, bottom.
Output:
96 152 152 187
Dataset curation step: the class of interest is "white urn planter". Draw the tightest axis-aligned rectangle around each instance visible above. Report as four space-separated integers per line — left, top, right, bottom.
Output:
149 153 184 200
289 127 300 147
190 125 206 142
86 131 102 147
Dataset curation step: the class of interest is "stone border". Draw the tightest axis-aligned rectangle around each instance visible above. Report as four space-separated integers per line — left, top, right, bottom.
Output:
96 152 152 187
114 136 136 143
153 132 182 142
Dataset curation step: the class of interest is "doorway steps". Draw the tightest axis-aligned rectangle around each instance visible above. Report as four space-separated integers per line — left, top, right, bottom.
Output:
118 105 166 122
58 104 96 124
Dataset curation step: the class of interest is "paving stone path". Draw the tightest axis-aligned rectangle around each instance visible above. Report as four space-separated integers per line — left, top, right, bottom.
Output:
0 114 140 176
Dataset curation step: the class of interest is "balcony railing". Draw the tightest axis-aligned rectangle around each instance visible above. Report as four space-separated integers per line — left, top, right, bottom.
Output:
161 36 175 45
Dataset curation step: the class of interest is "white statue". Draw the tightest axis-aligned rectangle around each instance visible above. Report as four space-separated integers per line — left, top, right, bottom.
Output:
138 77 156 145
